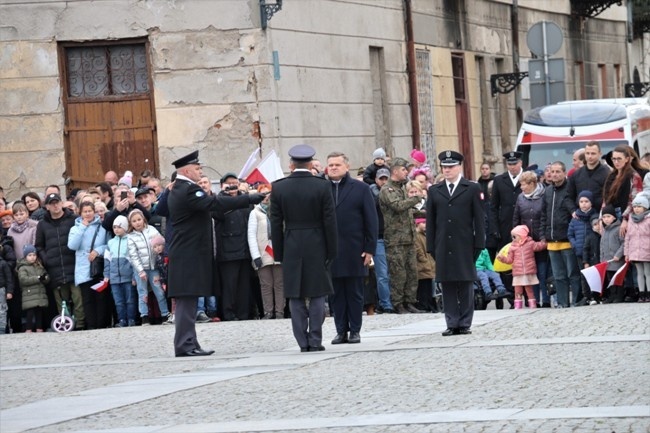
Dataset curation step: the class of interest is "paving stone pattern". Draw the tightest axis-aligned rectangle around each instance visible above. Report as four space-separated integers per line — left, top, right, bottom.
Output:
0 304 648 433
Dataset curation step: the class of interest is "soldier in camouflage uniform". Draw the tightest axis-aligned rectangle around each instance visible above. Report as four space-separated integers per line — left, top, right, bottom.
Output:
379 157 425 314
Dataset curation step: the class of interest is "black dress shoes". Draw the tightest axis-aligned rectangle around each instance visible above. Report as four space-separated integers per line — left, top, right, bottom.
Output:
441 328 458 336
348 331 361 344
309 345 326 351
458 328 472 335
300 347 309 352
176 348 215 357
331 332 348 344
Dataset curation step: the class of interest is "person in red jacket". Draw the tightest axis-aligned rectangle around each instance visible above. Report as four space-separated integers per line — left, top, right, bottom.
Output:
497 225 547 309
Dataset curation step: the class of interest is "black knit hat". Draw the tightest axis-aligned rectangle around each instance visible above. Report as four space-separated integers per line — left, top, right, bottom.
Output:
601 205 617 219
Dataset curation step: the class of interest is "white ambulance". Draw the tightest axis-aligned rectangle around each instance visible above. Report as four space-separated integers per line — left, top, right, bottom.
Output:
515 97 650 169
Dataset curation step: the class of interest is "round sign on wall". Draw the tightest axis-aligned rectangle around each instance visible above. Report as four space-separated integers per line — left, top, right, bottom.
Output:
527 21 563 57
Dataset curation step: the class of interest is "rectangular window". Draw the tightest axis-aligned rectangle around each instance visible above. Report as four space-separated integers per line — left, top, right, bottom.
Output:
66 44 149 98
369 47 391 154
614 64 622 98
451 54 466 101
574 61 586 100
415 49 436 161
598 64 608 98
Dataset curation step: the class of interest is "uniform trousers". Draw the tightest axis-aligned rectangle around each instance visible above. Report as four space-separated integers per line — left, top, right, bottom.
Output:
386 244 418 305
289 296 326 349
219 260 251 320
174 296 200 355
441 281 474 329
331 277 364 334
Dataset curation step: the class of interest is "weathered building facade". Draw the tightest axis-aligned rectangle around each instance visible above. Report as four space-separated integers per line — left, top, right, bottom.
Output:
1 0 647 198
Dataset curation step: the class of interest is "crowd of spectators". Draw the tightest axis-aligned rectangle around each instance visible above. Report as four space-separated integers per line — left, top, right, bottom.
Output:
0 142 649 334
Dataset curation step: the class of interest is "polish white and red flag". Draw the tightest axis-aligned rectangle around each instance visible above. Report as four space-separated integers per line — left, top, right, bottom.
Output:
245 150 285 185
607 260 630 288
580 261 608 294
238 148 261 180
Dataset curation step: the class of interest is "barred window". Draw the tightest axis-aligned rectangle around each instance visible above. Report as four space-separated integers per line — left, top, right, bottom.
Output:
66 44 149 98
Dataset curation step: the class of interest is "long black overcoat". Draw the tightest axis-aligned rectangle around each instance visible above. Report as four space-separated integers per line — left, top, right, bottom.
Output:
270 171 338 298
329 173 378 278
426 178 485 282
489 172 521 249
167 178 250 298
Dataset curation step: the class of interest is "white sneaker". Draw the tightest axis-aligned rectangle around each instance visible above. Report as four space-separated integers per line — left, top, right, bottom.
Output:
163 313 174 325
589 300 598 306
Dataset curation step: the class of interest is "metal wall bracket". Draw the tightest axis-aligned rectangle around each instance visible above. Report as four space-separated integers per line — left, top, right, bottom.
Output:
625 82 650 97
490 72 529 96
260 0 283 30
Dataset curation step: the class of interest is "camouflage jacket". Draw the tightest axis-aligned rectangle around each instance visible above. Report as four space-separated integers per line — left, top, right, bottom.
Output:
378 179 420 247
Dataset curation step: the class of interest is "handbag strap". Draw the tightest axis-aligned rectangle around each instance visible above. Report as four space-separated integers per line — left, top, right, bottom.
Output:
90 224 100 252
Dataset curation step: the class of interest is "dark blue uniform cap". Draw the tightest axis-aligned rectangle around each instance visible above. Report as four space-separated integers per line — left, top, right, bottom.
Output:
438 150 463 166
503 151 523 164
171 150 200 169
288 144 316 162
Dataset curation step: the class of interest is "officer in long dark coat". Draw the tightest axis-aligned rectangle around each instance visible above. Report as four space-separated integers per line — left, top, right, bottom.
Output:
270 144 338 352
489 151 523 250
167 150 264 357
489 151 523 298
426 150 485 336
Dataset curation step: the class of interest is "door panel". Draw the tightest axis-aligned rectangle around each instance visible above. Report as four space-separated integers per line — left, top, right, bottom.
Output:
61 41 157 191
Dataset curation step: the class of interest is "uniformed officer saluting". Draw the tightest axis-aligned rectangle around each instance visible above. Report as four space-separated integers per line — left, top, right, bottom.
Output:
426 150 485 336
167 150 265 357
270 144 338 352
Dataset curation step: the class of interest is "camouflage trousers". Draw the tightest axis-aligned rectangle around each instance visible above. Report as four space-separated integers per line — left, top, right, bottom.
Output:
386 244 418 305
0 287 7 334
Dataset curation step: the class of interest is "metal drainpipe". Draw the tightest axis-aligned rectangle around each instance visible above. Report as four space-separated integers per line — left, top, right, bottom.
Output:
512 0 523 127
404 0 421 152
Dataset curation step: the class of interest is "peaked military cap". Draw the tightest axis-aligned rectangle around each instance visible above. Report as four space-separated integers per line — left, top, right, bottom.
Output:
171 150 201 169
288 144 316 162
503 151 523 164
438 150 463 166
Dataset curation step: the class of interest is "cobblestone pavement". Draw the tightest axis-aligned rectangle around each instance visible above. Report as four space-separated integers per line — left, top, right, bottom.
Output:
0 304 648 433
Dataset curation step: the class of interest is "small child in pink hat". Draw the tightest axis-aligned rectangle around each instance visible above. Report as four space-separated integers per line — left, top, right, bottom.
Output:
496 225 547 309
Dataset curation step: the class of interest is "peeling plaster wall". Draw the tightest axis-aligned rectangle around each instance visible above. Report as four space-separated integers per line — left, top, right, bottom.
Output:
0 0 412 200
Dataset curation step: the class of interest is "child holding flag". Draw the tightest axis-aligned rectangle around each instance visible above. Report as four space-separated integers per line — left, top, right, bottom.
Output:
600 205 626 303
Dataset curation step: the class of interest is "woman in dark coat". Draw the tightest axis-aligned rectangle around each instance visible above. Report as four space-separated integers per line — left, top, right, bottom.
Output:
513 170 549 307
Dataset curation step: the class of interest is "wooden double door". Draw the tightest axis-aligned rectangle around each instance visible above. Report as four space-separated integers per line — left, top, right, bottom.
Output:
60 40 158 191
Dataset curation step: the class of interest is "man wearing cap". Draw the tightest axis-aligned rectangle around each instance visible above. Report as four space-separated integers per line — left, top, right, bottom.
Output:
35 192 85 330
270 144 338 352
102 183 151 237
214 172 254 321
326 151 377 345
426 150 485 336
135 187 165 235
167 150 265 357
489 151 523 295
370 167 393 313
379 158 423 314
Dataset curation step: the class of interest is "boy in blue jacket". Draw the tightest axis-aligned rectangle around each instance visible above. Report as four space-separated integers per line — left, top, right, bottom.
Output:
568 191 596 306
